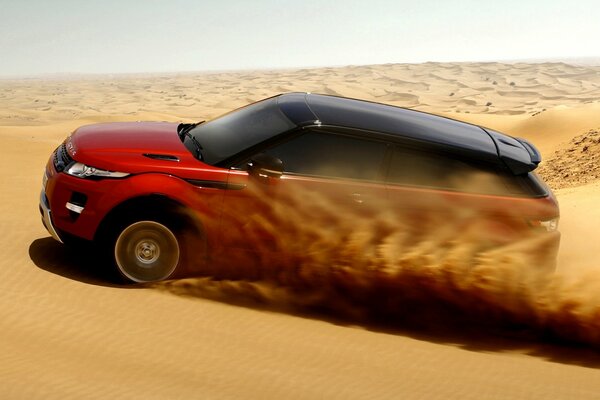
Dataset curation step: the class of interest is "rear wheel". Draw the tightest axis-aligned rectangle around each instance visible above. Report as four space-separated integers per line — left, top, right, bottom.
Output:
114 220 181 283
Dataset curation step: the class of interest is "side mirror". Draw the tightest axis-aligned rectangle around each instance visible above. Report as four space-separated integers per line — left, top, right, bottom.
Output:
247 153 284 179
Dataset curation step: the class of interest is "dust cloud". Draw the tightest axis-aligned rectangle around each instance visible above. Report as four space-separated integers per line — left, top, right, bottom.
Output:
157 175 600 348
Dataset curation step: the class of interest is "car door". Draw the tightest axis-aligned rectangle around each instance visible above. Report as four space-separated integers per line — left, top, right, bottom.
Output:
384 145 458 239
383 143 529 246
212 129 389 277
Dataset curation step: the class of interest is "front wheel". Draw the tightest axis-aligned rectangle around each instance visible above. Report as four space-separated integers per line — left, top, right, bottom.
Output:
114 220 181 283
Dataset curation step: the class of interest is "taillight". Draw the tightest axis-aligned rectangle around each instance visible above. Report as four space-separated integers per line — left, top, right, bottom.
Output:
528 217 559 232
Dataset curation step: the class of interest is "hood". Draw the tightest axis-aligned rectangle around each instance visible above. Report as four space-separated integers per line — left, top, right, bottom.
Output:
66 122 209 175
70 121 185 155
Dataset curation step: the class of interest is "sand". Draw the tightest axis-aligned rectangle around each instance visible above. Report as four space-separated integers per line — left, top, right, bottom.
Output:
1 62 600 398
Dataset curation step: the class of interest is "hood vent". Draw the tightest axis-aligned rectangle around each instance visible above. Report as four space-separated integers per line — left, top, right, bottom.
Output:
143 153 180 162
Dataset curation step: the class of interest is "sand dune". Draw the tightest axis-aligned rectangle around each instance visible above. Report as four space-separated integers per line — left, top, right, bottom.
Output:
2 62 599 126
1 62 600 398
538 128 600 189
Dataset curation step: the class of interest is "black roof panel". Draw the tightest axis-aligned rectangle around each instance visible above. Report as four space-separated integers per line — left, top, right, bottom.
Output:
277 93 317 126
277 93 541 175
304 93 497 158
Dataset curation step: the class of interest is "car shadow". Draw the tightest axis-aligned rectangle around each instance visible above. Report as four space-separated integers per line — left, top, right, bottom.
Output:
29 237 138 288
30 236 600 369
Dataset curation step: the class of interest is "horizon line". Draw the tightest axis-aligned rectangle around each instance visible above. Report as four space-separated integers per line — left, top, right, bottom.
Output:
1 56 599 80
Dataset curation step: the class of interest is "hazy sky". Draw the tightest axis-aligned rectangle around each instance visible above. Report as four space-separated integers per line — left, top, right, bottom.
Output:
1 0 599 76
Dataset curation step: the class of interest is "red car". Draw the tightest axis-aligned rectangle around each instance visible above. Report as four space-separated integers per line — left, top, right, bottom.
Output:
40 93 560 282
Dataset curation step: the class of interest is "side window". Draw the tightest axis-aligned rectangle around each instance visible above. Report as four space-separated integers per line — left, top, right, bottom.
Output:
387 146 504 193
496 172 548 197
263 131 387 181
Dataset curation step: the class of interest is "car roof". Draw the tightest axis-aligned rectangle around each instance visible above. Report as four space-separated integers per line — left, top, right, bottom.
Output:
277 92 540 174
277 92 497 159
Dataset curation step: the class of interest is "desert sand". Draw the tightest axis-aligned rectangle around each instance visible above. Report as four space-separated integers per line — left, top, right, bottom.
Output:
1 62 600 398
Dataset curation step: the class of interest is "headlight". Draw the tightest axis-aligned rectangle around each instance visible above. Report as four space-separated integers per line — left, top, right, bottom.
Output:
65 162 130 179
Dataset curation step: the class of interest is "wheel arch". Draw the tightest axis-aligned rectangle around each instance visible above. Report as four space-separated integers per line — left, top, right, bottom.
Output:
94 193 203 243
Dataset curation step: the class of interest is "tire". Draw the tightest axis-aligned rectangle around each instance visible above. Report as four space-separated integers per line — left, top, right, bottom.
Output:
113 220 182 283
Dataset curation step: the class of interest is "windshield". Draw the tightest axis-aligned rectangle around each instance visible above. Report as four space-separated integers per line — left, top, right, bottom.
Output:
187 97 296 165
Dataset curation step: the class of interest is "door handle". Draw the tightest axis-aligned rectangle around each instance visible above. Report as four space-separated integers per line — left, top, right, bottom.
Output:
350 193 364 204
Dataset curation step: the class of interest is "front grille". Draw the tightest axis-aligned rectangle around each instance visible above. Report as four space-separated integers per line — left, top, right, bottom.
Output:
53 142 73 172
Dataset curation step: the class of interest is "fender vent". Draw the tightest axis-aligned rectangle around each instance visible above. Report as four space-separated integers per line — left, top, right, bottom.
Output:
143 153 180 162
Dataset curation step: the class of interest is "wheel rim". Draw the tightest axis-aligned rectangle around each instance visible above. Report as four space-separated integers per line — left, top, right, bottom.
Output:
114 221 180 282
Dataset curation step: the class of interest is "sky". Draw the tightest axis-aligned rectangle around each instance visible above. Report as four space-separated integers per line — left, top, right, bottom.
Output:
1 0 599 76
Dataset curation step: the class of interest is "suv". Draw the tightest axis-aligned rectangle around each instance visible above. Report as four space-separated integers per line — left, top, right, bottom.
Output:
40 93 560 282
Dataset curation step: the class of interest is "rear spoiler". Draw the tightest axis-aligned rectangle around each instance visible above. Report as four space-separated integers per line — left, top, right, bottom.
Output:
482 128 542 175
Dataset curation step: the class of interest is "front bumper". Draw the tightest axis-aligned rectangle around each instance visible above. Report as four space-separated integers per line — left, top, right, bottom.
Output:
40 152 107 242
39 189 63 243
